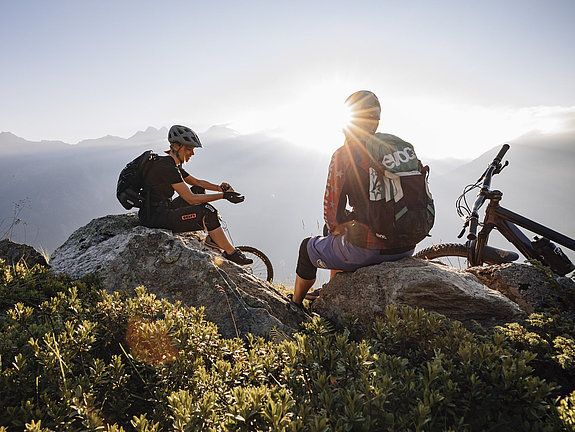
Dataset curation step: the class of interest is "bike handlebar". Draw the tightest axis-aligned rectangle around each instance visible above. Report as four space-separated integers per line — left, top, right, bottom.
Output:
466 144 510 241
494 143 510 163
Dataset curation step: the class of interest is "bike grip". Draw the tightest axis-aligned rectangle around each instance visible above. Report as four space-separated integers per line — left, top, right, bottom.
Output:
467 217 478 241
494 144 510 162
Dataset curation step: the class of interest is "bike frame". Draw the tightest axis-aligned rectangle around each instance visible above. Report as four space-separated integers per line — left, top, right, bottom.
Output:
471 191 575 266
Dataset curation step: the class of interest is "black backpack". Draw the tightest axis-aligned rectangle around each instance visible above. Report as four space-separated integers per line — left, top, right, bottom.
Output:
363 133 435 248
116 150 158 210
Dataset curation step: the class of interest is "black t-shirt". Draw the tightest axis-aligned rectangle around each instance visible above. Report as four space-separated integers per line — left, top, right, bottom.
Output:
144 156 190 203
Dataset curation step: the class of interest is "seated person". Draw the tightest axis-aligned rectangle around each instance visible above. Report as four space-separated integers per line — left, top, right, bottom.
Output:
290 91 417 311
139 124 252 266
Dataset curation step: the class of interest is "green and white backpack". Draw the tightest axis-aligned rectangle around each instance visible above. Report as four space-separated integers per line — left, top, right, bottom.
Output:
364 133 435 248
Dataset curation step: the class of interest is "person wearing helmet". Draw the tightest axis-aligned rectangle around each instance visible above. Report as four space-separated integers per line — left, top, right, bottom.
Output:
138 125 252 266
288 91 414 313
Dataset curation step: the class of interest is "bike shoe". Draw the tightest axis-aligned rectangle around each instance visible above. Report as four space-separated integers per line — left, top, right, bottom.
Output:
287 294 311 317
223 248 253 266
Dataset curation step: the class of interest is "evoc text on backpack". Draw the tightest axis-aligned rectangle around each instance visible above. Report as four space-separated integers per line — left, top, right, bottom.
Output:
116 150 158 210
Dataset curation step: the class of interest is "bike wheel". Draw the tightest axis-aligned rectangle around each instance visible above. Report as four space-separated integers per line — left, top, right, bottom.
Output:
415 243 469 269
237 246 274 282
415 243 518 269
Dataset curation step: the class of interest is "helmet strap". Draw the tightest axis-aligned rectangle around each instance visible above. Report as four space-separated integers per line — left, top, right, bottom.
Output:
170 144 184 165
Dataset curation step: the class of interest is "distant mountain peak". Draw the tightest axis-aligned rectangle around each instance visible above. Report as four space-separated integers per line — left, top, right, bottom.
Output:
204 124 240 138
129 126 168 140
0 131 70 154
0 131 19 139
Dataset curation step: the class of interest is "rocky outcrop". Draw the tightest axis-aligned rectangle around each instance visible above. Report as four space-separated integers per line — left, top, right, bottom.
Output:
466 263 575 316
311 258 524 330
0 239 48 267
50 213 305 339
50 214 569 340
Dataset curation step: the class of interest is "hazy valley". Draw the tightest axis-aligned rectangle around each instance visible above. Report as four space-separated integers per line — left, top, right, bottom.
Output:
1 126 574 284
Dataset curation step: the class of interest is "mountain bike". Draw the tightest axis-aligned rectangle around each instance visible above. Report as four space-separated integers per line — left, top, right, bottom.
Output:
415 144 575 276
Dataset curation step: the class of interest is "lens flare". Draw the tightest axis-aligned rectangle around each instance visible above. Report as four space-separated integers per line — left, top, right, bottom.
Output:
125 317 178 365
340 102 354 134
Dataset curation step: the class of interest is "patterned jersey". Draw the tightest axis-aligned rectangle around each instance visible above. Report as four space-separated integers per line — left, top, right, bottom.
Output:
323 139 387 250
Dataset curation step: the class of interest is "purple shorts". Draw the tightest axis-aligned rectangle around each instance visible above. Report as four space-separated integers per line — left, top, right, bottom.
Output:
306 234 413 272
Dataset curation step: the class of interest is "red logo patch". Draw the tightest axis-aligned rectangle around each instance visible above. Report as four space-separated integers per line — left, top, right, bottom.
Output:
181 213 197 220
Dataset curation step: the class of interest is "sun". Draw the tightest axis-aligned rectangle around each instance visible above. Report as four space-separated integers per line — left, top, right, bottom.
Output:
229 77 361 153
274 81 357 153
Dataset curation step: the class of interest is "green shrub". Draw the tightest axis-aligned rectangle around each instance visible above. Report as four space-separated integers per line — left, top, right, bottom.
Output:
1 260 573 431
0 259 68 311
497 311 575 397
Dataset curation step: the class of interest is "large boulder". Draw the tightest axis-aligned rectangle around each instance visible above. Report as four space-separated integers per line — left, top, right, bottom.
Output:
50 213 304 339
0 239 48 267
311 258 524 330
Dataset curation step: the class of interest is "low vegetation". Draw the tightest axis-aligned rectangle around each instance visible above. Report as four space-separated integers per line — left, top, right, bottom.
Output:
1 260 574 431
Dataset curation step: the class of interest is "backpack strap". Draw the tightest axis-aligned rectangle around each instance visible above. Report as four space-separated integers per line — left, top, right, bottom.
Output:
140 151 157 181
140 151 157 218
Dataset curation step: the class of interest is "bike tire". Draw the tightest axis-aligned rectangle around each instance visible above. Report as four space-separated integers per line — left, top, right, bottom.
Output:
415 243 469 269
415 243 518 267
237 246 274 282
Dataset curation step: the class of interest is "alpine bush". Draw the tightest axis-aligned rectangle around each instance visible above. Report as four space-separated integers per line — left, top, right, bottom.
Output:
1 259 574 431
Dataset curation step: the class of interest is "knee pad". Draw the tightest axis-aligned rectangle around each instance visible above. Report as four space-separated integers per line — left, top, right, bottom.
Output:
296 237 317 280
203 204 221 231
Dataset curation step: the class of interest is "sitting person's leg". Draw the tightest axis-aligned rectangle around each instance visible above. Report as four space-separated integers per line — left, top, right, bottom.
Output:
167 203 252 265
168 202 217 233
291 233 414 307
293 238 317 303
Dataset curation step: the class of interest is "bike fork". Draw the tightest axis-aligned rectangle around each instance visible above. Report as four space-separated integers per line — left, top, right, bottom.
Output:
469 223 495 266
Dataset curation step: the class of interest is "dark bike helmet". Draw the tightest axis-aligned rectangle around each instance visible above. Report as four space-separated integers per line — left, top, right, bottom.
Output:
345 90 381 120
168 125 202 148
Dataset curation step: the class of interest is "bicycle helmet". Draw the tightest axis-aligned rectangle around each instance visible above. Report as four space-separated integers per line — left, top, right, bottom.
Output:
345 90 381 120
168 125 202 148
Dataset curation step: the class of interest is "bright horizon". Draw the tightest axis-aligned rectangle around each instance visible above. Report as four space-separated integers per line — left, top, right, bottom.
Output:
2 1 574 159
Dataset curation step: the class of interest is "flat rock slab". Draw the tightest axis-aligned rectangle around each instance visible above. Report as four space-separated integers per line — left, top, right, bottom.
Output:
312 258 523 330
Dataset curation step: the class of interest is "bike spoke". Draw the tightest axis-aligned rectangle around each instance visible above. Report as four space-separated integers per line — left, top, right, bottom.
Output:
434 255 467 269
237 246 274 282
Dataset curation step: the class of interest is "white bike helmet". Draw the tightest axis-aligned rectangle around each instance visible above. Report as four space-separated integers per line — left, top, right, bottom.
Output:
345 90 381 120
168 125 202 148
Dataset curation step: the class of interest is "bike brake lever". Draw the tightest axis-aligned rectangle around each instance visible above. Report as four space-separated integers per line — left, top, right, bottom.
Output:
494 160 509 175
457 220 468 239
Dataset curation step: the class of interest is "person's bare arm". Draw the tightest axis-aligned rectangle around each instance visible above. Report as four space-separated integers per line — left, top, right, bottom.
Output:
183 175 233 192
172 182 223 205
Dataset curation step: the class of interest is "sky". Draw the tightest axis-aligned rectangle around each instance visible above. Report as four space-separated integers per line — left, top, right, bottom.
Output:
1 0 575 159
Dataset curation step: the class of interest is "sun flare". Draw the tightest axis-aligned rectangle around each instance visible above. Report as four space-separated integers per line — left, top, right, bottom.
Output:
273 81 358 153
